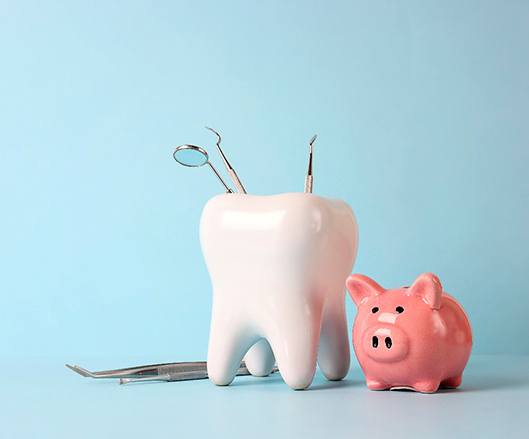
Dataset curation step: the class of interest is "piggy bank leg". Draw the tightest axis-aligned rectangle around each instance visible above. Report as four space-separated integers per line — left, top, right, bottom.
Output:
207 300 256 386
317 294 350 381
441 375 462 389
244 339 276 377
366 378 389 391
268 298 323 390
413 380 441 393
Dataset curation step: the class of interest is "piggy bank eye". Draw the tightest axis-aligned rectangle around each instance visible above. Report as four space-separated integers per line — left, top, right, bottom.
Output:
396 306 404 313
371 307 379 313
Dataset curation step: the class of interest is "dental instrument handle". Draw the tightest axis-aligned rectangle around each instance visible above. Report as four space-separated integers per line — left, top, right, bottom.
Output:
228 168 247 194
207 161 233 193
304 175 313 193
119 365 253 385
120 370 209 384
304 134 317 194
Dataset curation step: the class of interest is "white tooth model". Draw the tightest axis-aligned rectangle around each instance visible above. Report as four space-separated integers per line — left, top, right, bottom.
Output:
200 193 358 390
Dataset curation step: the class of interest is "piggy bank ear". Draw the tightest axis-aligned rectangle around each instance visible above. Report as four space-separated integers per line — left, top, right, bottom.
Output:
346 274 384 306
409 273 442 309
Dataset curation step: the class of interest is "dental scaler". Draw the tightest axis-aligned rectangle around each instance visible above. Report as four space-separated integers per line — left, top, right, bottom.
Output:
304 134 317 193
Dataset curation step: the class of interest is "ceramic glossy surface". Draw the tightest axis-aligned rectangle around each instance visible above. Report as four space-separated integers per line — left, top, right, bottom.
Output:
200 193 358 389
346 273 472 393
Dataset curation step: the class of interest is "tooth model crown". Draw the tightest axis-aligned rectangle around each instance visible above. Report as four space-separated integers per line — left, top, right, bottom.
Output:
200 193 358 389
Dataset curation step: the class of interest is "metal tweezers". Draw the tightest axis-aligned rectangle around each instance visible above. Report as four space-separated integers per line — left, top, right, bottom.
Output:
66 361 278 385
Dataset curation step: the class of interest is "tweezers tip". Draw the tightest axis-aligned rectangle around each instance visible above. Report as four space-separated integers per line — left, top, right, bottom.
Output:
65 364 91 377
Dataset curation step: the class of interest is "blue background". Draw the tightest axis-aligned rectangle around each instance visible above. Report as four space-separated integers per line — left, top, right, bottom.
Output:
1 0 528 367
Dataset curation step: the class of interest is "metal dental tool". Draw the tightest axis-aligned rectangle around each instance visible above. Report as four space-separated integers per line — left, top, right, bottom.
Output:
66 361 279 385
173 144 233 193
304 134 318 193
205 126 247 194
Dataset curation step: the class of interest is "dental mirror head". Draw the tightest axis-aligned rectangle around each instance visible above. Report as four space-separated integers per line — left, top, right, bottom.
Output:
173 144 209 167
173 144 233 193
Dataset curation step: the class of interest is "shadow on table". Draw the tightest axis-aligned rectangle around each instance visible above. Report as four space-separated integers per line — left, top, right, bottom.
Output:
231 371 363 391
310 378 363 390
457 357 529 393
461 375 529 392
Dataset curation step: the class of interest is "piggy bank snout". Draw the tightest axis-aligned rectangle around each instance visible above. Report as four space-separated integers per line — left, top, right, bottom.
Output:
361 325 409 363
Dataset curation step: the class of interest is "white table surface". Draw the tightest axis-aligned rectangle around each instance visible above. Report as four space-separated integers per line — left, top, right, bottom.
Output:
3 354 527 438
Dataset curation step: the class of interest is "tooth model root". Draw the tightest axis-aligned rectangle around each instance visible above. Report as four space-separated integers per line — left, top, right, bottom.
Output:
206 305 259 386
266 297 323 390
318 296 351 381
207 295 325 390
244 339 275 377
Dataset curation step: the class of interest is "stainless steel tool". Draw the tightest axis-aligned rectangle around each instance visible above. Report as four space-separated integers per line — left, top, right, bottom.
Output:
66 361 279 385
304 134 318 193
205 127 247 194
173 144 233 193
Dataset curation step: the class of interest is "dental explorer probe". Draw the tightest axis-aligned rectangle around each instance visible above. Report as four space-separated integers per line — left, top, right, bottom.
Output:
304 134 318 193
205 126 247 194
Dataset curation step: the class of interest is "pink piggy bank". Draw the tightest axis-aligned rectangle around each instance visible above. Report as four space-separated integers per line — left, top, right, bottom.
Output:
346 273 472 393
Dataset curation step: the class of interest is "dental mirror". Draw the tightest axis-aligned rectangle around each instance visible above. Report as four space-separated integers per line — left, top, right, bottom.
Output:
173 144 233 193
